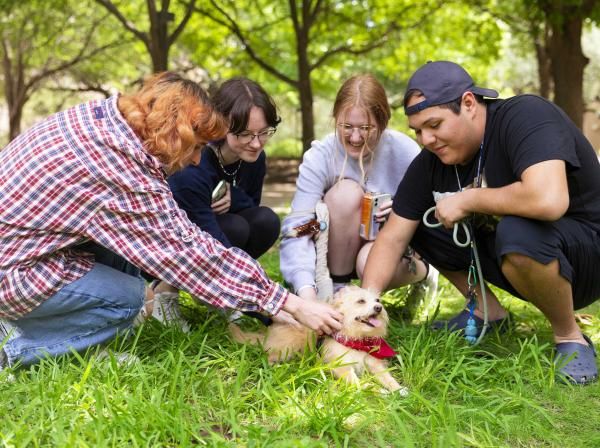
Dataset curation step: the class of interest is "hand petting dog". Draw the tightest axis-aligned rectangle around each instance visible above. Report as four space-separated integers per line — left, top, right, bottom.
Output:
281 293 342 335
230 286 407 395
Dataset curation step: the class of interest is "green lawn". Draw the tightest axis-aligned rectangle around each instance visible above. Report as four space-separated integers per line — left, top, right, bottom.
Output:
1 246 599 447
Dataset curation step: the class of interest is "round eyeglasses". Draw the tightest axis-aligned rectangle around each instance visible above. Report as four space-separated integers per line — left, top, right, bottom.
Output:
232 127 277 144
336 123 377 137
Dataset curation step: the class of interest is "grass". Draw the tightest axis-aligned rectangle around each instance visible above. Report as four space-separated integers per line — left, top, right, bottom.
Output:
1 247 599 447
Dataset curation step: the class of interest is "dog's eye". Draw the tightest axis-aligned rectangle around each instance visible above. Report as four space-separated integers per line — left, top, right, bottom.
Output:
375 298 381 303
357 299 366 304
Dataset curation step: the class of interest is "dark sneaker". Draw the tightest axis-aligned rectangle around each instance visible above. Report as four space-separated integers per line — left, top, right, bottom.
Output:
432 308 511 339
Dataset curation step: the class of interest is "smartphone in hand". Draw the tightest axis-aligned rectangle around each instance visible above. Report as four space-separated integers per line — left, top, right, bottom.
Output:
211 180 228 202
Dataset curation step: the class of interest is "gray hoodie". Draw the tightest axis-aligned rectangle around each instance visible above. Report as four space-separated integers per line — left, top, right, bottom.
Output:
280 129 420 293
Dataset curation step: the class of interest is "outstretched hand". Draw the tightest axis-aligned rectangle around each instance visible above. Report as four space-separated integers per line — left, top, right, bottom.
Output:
282 293 342 335
271 309 303 328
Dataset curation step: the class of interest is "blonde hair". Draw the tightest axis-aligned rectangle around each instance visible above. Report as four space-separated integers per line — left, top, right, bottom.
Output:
332 74 391 184
118 72 228 174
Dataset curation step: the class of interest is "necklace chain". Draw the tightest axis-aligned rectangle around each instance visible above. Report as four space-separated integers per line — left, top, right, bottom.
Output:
215 145 242 186
454 142 485 192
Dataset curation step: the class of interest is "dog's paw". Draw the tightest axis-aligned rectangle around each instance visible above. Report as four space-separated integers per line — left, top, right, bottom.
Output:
379 384 409 396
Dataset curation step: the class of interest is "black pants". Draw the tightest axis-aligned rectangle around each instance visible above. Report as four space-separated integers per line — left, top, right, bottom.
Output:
217 206 280 259
410 216 600 310
75 241 140 277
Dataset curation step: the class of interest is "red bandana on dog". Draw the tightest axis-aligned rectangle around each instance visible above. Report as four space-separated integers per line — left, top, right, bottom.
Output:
333 334 396 359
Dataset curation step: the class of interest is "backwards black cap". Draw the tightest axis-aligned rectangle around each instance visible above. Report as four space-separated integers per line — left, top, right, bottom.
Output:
404 61 498 116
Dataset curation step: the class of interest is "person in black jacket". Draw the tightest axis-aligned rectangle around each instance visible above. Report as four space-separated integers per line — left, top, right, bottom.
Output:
168 77 281 259
164 78 283 326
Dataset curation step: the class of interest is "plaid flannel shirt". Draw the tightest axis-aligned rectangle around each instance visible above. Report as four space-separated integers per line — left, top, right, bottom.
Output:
0 95 288 319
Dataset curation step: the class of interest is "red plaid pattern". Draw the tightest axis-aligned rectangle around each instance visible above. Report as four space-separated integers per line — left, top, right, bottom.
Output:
0 96 288 319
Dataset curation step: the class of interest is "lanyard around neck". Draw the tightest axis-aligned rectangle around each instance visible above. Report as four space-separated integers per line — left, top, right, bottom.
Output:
454 141 485 192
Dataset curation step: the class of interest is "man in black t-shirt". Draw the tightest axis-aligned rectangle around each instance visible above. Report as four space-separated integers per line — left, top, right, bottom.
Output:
362 61 599 385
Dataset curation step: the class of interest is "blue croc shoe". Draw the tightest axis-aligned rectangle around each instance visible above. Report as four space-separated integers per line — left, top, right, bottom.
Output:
431 309 511 339
555 334 598 385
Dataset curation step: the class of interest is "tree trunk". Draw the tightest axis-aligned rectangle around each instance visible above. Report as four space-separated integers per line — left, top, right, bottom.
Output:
298 73 314 153
149 7 171 72
8 102 23 141
548 15 588 128
533 23 552 99
295 17 314 153
150 45 169 72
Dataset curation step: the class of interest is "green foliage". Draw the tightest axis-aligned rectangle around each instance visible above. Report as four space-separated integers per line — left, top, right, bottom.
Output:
0 0 142 143
1 0 598 147
265 137 303 159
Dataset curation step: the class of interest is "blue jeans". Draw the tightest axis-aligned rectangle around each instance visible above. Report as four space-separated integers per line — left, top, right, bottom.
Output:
3 249 145 366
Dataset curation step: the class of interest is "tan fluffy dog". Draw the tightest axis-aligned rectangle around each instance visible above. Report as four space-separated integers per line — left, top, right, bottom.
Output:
229 285 407 394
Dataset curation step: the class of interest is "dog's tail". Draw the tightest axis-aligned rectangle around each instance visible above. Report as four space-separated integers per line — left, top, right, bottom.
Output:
228 323 266 345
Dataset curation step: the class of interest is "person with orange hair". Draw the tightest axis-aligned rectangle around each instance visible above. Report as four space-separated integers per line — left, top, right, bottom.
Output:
0 72 341 370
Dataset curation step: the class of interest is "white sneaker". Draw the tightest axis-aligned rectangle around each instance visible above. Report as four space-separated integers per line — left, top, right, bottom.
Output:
0 319 15 367
424 265 439 304
151 292 191 333
403 265 439 321
97 349 140 367
227 310 244 323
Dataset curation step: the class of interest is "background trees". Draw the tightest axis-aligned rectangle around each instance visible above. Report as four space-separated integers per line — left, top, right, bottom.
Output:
479 0 600 128
194 0 450 151
95 0 197 72
0 0 124 140
0 0 598 150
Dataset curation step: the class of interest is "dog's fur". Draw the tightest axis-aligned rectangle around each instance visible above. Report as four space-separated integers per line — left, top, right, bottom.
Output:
229 285 407 394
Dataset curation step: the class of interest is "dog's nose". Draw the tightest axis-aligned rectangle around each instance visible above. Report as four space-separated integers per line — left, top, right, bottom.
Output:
374 304 382 313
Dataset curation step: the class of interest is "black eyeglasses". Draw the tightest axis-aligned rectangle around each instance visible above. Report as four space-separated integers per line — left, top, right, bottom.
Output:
232 127 277 144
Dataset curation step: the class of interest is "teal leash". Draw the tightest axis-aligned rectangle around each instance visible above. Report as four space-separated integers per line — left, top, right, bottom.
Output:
423 142 489 345
423 213 488 345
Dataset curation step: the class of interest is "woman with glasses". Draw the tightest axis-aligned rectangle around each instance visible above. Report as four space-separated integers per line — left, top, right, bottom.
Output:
164 77 283 325
169 77 281 261
280 74 433 301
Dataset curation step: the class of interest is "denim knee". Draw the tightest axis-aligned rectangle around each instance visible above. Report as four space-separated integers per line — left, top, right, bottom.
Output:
3 263 145 366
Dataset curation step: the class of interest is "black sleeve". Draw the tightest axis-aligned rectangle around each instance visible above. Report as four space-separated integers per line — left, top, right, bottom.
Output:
500 96 580 178
230 186 257 212
392 152 435 221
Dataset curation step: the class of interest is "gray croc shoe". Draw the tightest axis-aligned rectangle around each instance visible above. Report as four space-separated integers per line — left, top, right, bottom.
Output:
555 334 598 385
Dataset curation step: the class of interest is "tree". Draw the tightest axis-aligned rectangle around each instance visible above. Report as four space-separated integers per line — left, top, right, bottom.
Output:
0 0 123 142
194 0 441 152
538 0 599 128
474 0 551 97
95 0 197 72
481 0 600 128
